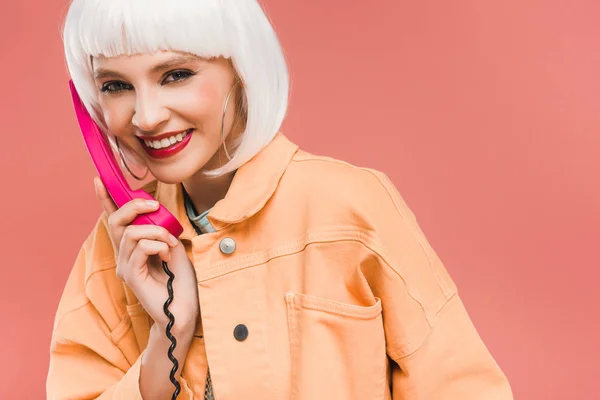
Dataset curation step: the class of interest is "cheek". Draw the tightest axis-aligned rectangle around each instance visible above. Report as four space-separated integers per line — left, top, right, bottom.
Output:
175 81 223 120
102 104 131 135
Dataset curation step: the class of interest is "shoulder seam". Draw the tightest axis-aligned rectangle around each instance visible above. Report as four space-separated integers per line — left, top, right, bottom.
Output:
289 155 453 298
291 153 356 168
363 169 455 298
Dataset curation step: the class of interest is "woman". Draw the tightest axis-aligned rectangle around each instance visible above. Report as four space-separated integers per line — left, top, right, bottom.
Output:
47 0 513 399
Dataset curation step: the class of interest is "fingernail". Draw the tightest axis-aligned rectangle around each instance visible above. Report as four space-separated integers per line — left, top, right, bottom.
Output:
145 200 159 207
169 234 179 246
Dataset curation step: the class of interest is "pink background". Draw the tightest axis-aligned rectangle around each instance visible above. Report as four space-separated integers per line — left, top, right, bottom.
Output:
1 0 599 398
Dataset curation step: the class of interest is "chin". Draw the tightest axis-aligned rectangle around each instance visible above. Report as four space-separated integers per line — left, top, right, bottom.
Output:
148 162 206 185
151 175 183 185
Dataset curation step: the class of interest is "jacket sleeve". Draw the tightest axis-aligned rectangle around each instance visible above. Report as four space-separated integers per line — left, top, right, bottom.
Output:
46 233 146 400
364 171 513 399
387 295 514 399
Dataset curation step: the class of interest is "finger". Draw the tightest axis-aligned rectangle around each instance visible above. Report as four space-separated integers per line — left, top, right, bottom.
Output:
128 239 171 276
118 239 170 284
119 225 179 261
109 197 160 230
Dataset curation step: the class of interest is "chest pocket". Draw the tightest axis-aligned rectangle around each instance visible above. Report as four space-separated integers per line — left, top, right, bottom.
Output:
285 292 387 399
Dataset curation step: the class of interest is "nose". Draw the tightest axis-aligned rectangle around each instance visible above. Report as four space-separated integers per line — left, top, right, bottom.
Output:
131 89 170 132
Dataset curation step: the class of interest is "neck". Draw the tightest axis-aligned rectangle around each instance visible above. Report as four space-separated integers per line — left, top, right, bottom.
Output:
182 169 236 215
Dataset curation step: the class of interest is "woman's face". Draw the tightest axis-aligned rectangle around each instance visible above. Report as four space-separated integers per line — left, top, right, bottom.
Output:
92 50 242 183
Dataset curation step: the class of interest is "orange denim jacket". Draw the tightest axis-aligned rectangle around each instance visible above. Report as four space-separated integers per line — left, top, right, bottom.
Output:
46 133 513 399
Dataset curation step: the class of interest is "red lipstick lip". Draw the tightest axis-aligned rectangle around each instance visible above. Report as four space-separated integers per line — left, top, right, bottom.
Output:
136 129 191 142
140 129 193 159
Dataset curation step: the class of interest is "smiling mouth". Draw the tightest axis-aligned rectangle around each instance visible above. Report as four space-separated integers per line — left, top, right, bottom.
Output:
139 129 193 150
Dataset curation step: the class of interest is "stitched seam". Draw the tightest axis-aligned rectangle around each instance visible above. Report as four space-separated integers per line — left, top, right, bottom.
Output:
84 257 117 285
387 291 458 359
292 154 355 166
197 229 436 322
52 299 92 338
126 303 146 317
198 229 374 280
290 155 452 297
197 220 453 357
292 294 382 319
285 294 298 400
110 312 132 344
372 245 452 326
367 170 452 296
51 298 137 372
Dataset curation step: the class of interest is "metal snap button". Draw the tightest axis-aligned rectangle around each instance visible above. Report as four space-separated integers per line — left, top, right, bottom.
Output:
219 237 236 254
233 324 248 341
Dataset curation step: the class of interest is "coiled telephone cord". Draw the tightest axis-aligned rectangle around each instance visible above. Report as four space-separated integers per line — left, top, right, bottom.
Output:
162 260 181 399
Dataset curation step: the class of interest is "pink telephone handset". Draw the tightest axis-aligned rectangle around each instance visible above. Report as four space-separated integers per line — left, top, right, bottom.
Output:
68 80 183 238
69 79 183 398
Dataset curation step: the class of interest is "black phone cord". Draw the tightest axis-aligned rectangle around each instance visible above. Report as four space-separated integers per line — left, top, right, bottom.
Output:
162 260 181 399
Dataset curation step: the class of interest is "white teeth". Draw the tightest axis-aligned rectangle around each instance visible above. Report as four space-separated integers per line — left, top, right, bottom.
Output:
143 130 190 149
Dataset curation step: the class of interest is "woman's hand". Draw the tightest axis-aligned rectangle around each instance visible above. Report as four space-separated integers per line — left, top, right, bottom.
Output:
94 176 199 334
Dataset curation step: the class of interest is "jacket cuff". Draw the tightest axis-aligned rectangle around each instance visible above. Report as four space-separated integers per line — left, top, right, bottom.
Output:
112 352 144 400
116 351 194 400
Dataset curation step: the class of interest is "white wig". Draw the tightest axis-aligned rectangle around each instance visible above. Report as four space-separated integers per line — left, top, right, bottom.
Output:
62 0 289 177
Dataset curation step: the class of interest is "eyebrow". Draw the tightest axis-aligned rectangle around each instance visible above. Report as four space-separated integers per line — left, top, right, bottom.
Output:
93 55 202 80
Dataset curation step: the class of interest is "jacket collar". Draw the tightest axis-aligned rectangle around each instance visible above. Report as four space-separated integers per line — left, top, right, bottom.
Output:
154 132 299 241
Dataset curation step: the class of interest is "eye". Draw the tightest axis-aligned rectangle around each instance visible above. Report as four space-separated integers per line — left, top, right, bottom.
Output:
162 70 195 84
100 81 132 93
